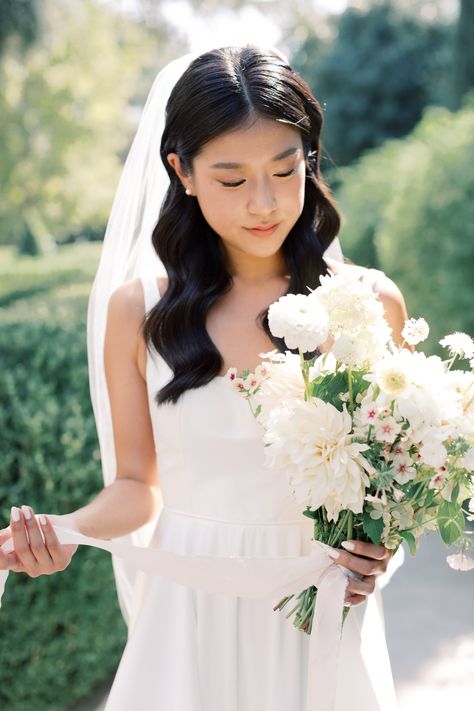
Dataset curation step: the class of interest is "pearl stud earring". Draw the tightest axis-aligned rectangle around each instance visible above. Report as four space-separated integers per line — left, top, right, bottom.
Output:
185 187 192 195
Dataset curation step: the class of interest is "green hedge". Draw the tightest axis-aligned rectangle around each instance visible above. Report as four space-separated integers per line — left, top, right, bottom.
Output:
334 94 474 353
0 260 126 710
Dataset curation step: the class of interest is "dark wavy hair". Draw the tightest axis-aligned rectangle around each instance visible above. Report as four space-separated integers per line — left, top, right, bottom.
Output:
142 44 341 405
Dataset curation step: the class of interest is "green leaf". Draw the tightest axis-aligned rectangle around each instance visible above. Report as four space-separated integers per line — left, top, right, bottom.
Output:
438 500 465 545
451 482 460 503
311 371 349 409
362 508 384 544
399 530 417 555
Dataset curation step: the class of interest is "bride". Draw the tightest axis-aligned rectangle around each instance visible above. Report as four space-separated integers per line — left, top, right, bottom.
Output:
0 44 408 709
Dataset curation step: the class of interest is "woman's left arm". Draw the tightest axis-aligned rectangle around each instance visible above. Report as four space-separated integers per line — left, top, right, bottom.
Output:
337 272 412 605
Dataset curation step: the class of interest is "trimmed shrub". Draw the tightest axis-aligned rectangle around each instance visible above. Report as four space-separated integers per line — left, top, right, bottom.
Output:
0 283 126 710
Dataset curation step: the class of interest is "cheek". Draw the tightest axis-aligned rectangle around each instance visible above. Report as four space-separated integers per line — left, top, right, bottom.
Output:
196 190 234 232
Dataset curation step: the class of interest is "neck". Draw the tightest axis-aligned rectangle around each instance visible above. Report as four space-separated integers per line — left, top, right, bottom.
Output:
226 247 288 287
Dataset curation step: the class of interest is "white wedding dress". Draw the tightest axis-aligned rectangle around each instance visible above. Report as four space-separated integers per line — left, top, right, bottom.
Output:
103 272 401 711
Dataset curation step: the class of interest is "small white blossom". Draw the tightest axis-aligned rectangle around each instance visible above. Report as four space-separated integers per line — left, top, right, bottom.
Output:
231 377 246 394
419 439 447 468
391 454 416 484
439 332 474 360
463 447 474 471
402 317 430 346
268 293 329 353
374 415 402 444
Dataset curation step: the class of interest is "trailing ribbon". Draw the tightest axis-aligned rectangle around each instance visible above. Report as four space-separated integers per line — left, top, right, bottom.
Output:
1 524 349 711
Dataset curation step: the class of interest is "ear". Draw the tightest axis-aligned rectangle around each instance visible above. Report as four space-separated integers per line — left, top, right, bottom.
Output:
166 152 190 188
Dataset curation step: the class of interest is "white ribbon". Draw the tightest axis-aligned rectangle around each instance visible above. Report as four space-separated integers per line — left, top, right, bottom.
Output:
0 525 350 711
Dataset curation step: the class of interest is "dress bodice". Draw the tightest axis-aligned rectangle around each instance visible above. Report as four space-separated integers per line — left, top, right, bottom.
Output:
140 275 305 524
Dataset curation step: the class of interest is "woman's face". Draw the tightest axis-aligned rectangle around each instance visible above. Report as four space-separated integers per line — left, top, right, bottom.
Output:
167 116 306 267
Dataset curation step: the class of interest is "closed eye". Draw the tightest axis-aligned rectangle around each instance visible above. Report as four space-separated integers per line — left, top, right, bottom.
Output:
219 168 297 188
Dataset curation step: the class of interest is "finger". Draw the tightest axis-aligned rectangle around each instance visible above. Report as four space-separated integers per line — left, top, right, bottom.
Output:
328 548 385 577
5 552 25 573
341 540 390 560
21 506 54 571
10 506 39 575
38 515 76 570
346 574 376 597
0 527 12 545
344 593 366 607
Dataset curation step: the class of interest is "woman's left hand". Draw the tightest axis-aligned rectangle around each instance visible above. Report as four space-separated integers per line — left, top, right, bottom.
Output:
329 540 393 607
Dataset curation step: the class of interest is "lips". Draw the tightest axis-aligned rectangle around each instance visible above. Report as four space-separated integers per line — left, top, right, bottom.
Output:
244 222 280 234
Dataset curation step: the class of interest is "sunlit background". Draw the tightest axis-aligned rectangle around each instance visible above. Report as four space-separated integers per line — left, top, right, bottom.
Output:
0 1 473 709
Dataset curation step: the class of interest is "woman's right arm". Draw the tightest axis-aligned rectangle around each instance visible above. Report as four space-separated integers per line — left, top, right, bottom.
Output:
1 278 162 577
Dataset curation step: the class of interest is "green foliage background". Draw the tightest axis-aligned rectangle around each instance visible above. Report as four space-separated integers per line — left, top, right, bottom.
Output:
0 243 127 710
1 0 473 707
333 95 474 352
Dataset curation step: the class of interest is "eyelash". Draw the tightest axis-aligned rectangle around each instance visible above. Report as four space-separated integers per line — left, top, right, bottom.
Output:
219 168 297 188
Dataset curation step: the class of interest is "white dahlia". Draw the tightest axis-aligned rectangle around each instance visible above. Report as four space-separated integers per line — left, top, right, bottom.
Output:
264 398 371 522
268 293 329 353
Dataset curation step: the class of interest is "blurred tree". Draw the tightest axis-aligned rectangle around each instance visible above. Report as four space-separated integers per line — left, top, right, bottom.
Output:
291 2 452 167
452 0 474 108
334 95 474 353
0 0 40 56
0 0 160 254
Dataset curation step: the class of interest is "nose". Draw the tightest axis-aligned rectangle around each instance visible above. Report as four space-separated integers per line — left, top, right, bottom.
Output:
247 177 277 216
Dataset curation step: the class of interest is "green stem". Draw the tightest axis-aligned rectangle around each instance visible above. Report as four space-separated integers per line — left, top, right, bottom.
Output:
347 511 354 541
348 367 354 417
300 350 312 401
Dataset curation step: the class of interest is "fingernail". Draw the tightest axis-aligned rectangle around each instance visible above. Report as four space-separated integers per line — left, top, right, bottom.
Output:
344 601 352 607
327 549 340 560
39 514 47 526
341 541 355 551
11 506 20 523
21 505 32 520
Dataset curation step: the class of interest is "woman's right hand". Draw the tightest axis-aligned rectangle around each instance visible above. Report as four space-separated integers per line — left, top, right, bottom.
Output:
0 506 79 578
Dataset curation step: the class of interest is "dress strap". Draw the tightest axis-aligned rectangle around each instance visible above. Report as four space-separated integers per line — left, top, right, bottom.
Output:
139 274 161 315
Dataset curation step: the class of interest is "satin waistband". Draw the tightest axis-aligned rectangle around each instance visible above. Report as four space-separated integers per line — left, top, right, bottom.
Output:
161 504 305 526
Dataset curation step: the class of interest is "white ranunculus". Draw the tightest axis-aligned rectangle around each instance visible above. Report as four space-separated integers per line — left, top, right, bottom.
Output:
268 293 329 353
401 317 430 346
439 332 474 360
263 398 371 522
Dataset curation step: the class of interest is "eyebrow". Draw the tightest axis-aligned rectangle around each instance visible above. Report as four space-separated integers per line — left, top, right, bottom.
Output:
209 146 299 170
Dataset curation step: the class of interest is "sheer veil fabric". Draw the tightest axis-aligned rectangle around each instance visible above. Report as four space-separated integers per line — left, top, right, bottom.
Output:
86 44 345 627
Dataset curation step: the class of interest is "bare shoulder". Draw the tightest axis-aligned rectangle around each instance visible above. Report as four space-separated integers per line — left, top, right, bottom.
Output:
106 277 148 378
108 277 146 320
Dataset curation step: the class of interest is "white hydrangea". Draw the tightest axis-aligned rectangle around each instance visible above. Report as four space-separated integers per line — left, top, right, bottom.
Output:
401 317 430 346
439 332 474 360
263 397 371 522
268 293 329 353
310 270 392 366
314 271 386 334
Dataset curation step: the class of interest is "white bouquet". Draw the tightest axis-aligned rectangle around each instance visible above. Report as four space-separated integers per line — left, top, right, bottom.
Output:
227 271 474 634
